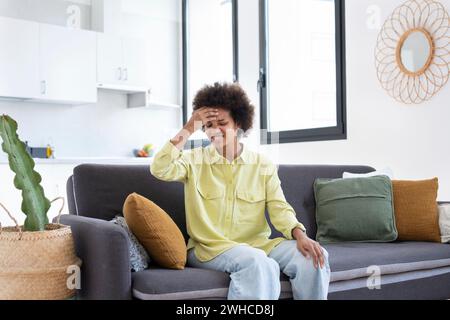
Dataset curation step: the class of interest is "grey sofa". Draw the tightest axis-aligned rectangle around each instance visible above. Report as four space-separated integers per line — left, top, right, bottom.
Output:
60 163 450 300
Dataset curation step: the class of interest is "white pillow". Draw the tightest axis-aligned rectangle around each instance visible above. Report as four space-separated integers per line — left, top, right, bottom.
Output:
343 167 394 180
439 204 450 244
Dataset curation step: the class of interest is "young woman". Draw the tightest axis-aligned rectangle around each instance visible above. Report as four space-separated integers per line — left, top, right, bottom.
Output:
151 82 330 300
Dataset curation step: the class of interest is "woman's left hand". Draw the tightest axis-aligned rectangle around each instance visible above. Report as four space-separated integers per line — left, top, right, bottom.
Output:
293 228 325 269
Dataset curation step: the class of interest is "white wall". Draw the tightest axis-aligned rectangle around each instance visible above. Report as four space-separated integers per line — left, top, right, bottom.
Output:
238 0 450 201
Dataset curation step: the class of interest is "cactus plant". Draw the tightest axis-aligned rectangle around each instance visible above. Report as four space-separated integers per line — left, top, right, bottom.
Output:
0 115 51 231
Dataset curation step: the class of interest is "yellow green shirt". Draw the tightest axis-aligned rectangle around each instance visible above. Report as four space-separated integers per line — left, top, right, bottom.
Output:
150 140 306 262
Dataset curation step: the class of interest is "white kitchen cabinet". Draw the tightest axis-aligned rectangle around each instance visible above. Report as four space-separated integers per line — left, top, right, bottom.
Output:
97 33 148 90
97 34 124 86
39 24 97 104
122 37 148 87
0 17 40 100
0 17 97 104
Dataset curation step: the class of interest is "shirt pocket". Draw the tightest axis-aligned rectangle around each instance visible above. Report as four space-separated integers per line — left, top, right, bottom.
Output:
197 185 224 200
236 190 266 225
196 183 224 224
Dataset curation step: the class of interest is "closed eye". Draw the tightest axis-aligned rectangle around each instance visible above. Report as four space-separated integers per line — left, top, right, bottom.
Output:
205 121 227 128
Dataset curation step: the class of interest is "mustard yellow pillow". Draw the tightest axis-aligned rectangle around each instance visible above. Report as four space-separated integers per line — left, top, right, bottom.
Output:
392 178 441 242
123 193 186 269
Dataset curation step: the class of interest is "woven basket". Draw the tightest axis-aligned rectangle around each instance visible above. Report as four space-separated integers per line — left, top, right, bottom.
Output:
0 198 82 300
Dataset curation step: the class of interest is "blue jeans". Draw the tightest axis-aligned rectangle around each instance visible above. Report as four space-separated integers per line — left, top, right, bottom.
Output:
187 240 331 300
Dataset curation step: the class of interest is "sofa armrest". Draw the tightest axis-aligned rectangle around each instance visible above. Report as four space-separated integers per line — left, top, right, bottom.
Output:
58 214 132 300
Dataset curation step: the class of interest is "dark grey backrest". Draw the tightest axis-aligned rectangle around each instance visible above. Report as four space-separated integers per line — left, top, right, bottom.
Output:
67 164 375 240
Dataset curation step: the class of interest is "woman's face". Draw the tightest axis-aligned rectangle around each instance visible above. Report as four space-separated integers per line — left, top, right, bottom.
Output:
204 108 240 149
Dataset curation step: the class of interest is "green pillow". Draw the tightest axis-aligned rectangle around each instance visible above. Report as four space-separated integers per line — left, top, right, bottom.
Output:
314 175 398 244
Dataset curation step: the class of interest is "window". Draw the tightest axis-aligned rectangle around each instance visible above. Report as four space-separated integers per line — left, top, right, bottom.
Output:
182 0 238 147
259 0 346 144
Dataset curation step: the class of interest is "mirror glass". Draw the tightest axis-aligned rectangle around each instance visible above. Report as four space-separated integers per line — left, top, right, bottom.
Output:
400 30 432 73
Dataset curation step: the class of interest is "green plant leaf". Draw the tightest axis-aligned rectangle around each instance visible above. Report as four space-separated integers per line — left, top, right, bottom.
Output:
0 115 50 231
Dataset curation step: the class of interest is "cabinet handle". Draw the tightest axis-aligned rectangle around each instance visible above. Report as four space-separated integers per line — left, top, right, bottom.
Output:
123 68 128 81
41 80 46 95
117 67 123 81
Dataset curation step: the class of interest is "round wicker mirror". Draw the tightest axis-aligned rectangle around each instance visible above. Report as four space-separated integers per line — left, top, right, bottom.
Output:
375 0 450 104
397 28 434 75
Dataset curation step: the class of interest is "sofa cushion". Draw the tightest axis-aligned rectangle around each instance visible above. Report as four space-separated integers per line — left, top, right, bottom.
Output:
273 165 376 239
342 167 394 179
110 215 151 272
324 241 450 282
132 267 230 300
439 204 450 243
123 192 187 270
132 267 294 300
314 175 398 244
392 178 441 242
132 242 450 300
328 267 450 300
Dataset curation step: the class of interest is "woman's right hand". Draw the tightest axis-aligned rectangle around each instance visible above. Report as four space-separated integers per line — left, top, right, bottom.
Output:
184 107 219 134
170 107 219 150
